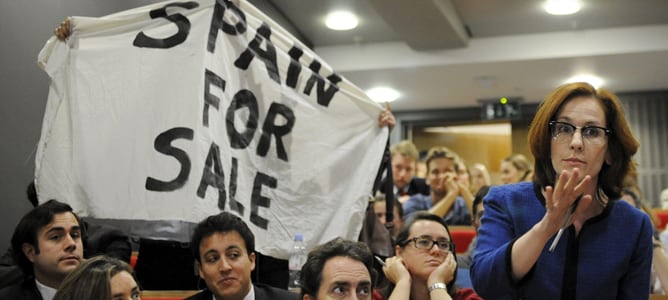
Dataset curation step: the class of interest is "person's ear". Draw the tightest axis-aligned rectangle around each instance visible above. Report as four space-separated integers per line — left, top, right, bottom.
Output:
249 252 256 271
605 151 612 165
195 260 205 280
395 244 403 256
303 294 313 300
22 243 37 263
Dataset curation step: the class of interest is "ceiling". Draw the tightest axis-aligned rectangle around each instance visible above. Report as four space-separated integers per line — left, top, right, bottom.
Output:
247 0 668 112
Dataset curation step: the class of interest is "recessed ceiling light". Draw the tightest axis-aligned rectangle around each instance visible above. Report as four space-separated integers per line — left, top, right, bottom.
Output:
565 74 604 89
325 11 359 30
366 87 400 103
544 0 581 15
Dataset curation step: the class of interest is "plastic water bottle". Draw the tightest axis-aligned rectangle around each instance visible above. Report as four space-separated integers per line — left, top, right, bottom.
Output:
288 233 307 293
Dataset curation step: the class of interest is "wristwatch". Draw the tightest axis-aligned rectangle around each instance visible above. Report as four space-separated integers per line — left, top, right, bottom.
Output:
428 282 447 293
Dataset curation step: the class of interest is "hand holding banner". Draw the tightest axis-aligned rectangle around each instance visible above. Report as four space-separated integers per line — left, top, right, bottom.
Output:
35 0 387 259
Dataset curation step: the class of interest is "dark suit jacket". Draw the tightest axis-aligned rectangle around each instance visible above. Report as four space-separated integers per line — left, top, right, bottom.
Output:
405 177 430 196
0 248 22 289
0 278 43 300
380 177 430 197
83 222 132 263
134 238 199 290
0 221 132 290
185 283 298 300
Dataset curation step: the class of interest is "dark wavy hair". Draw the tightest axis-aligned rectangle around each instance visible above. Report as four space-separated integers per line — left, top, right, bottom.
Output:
11 199 84 277
190 212 255 262
473 185 491 217
528 82 639 200
300 238 377 298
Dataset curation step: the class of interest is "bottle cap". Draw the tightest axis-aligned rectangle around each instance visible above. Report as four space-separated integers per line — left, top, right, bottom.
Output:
294 233 304 241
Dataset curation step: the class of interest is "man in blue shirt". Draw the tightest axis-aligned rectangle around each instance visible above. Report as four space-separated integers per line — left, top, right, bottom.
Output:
403 146 473 226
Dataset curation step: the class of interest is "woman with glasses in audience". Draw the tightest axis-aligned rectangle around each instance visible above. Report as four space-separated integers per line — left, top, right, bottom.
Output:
470 82 653 299
381 212 481 300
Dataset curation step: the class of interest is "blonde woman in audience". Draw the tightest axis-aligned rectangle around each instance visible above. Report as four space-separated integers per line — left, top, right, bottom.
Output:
416 158 428 179
54 255 140 300
661 188 668 209
455 160 471 193
499 154 533 184
468 163 491 196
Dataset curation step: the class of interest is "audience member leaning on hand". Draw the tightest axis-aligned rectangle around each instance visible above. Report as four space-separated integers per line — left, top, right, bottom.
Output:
403 147 473 226
470 82 652 299
381 212 482 300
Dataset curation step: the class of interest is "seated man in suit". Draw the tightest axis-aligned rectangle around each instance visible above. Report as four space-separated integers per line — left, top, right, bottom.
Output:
0 182 132 290
300 238 376 300
186 212 298 300
0 200 84 300
384 140 430 204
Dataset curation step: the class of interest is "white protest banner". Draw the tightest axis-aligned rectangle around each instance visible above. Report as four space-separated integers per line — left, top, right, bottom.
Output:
35 0 387 259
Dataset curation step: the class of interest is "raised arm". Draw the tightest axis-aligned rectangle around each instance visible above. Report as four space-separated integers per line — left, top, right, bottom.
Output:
378 102 395 131
510 170 592 280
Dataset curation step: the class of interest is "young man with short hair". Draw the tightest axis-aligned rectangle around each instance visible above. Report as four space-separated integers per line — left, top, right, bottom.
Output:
0 200 84 300
0 182 131 290
186 212 297 300
403 146 474 226
386 140 430 203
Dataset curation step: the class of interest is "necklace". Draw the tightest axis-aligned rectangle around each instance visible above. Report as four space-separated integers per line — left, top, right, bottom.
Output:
595 189 608 207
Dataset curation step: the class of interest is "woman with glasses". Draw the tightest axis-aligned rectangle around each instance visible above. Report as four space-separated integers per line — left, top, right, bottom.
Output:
381 212 481 300
470 82 652 299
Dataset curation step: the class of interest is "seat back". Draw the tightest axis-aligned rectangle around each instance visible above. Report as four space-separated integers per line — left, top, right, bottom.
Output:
449 226 476 254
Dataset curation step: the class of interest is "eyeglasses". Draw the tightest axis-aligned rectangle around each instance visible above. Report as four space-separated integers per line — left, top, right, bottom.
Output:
548 121 611 145
401 235 453 252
